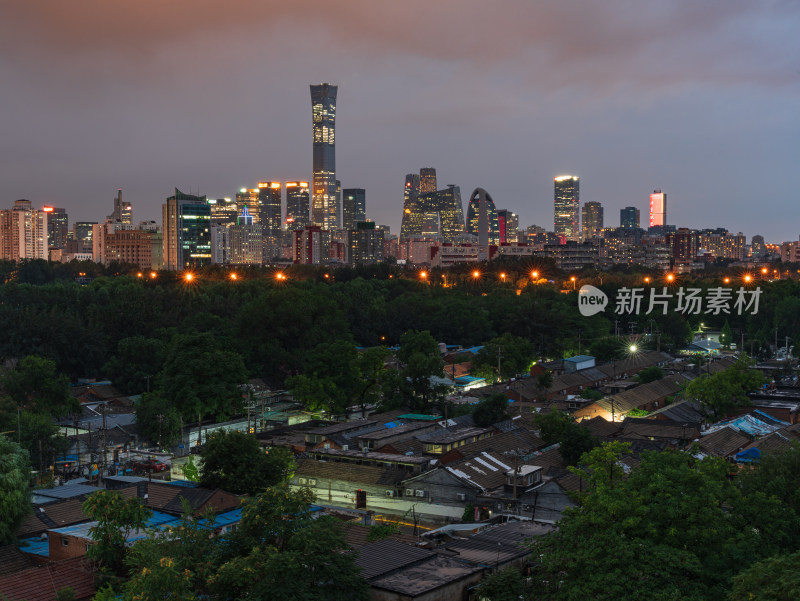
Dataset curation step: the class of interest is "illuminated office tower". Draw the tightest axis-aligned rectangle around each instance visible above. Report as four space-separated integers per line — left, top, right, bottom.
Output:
236 188 260 224
310 83 338 229
342 188 366 231
401 182 464 243
286 182 310 229
581 201 603 240
466 188 499 245
258 182 282 236
400 173 420 239
43 207 68 249
107 189 132 225
208 198 238 225
554 175 580 241
497 209 519 243
419 168 437 195
620 206 640 229
161 188 212 270
649 189 667 228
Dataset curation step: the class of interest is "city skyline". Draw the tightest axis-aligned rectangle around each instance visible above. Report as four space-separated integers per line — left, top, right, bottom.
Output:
1 2 798 241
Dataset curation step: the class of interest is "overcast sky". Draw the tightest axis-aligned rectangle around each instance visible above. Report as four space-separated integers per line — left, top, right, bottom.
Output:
1 1 798 242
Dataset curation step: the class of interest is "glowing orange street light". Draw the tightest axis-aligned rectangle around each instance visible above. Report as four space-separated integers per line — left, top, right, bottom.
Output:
150 272 157 279
472 270 481 279
419 270 428 280
644 276 651 284
184 273 194 282
324 273 330 279
744 274 753 284
761 267 768 274
723 277 731 284
500 272 507 282
229 272 238 281
666 273 675 283
531 270 539 279
275 272 286 281
137 272 143 278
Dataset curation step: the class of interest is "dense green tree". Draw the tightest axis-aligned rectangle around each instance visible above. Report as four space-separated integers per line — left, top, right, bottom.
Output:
472 393 510 427
2 355 76 417
635 365 664 384
472 333 536 381
720 319 734 349
475 566 530 601
83 490 152 571
398 330 446 410
199 430 293 495
685 355 764 419
532 409 597 465
103 336 167 395
729 551 800 601
0 435 31 544
736 442 800 518
135 393 181 448
157 332 248 423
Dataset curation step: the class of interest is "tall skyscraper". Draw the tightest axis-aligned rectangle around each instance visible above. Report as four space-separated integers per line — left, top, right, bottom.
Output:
286 182 310 229
649 189 667 228
554 175 580 241
342 188 366 231
497 210 519 243
107 189 133 225
620 206 641 229
162 188 212 270
310 83 338 229
208 197 238 225
466 188 499 245
43 207 68 249
348 221 385 265
419 168 437 195
581 201 604 240
236 188 260 224
400 173 420 239
0 200 48 261
71 222 97 253
258 182 282 236
401 183 464 243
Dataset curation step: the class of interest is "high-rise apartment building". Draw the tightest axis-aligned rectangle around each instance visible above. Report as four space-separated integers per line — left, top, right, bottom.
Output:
310 83 338 229
107 189 133 225
620 206 641 229
258 182 282 236
294 225 330 264
419 168 437 195
348 221 385 265
286 182 310 229
342 188 366 231
581 201 604 240
43 207 68 249
162 188 212 270
649 189 667 228
554 175 580 241
466 188 499 246
0 200 48 261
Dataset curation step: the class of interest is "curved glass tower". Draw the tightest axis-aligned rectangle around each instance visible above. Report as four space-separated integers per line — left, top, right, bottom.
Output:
466 188 499 245
310 84 338 229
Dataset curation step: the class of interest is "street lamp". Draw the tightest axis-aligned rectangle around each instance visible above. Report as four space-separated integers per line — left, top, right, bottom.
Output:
472 270 481 279
229 272 238 281
743 274 753 284
184 273 194 283
500 272 507 283
666 273 675 283
530 270 539 279
419 270 428 281
570 276 576 290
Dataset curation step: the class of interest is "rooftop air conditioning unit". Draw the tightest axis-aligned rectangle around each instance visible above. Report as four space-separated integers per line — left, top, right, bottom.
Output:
415 489 425 498
385 490 395 497
341 445 349 451
405 489 414 497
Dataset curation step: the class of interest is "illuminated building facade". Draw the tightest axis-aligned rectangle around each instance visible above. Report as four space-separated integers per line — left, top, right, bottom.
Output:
581 201 603 240
554 175 580 241
286 182 310 229
666 227 698 266
208 197 238 225
0 200 48 261
342 188 366 231
419 167 437 195
258 182 282 236
348 221 385 265
44 207 68 249
162 188 212 270
107 189 132 225
103 229 154 270
401 184 464 243
311 83 338 229
497 209 518 243
236 188 260 225
649 189 667 228
620 206 640 229
400 173 420 239
466 188 499 245
294 225 330 264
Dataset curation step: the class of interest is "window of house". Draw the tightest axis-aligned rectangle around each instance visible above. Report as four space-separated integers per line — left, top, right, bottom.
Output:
61 538 69 547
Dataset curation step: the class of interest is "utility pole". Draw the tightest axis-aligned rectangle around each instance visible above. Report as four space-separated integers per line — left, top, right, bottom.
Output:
775 327 779 357
75 418 80 473
497 345 503 383
577 330 582 355
614 319 619 338
101 406 107 485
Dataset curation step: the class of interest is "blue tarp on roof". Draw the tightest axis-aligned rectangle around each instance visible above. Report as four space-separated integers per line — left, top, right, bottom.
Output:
735 448 761 463
455 376 484 384
18 537 50 557
384 421 399 429
564 355 595 363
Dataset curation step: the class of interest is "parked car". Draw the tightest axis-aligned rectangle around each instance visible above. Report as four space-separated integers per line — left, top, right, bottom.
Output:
132 458 169 473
